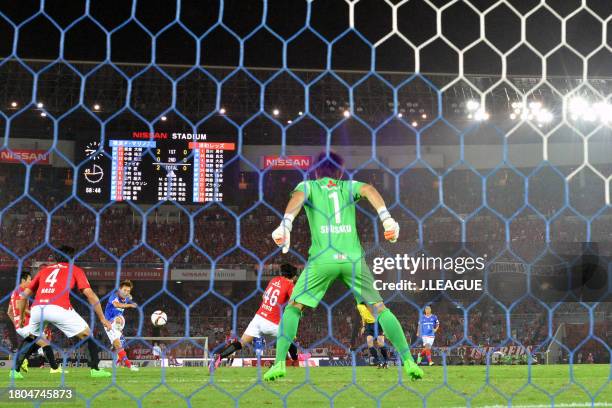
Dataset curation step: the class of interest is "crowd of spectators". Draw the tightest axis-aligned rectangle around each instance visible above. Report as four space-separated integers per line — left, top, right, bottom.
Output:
2 164 610 263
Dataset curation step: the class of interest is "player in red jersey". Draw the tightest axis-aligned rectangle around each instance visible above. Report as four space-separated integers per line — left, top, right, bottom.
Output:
10 246 113 380
211 264 299 371
8 272 32 338
7 271 57 373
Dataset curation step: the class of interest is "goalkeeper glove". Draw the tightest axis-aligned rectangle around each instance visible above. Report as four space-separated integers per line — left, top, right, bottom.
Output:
272 214 294 254
378 207 399 243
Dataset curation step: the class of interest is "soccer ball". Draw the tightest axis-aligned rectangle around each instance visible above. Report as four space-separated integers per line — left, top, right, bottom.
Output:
114 315 125 331
151 310 167 327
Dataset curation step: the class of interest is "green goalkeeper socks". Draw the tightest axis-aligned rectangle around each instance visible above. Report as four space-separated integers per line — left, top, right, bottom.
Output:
275 305 302 363
377 308 414 363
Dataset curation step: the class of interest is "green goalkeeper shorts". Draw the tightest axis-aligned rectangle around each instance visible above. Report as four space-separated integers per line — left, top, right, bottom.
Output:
290 259 383 308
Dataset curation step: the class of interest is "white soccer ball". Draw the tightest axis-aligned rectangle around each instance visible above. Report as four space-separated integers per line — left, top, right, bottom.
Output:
114 315 125 331
151 310 167 327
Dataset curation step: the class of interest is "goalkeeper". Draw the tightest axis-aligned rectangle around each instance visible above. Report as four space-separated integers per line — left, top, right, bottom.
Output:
264 152 423 381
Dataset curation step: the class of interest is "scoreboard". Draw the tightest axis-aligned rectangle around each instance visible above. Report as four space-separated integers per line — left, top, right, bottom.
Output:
78 132 236 204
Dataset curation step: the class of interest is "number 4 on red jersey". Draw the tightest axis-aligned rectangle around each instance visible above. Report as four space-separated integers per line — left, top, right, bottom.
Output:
29 263 91 310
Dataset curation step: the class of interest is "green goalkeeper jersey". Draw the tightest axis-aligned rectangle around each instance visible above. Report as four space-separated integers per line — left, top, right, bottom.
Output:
292 177 367 264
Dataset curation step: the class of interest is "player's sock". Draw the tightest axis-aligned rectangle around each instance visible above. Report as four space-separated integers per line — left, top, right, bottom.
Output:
369 347 380 364
274 305 301 364
42 345 59 370
377 309 414 364
14 337 36 372
220 341 242 359
380 346 389 363
288 343 298 361
117 349 132 368
426 349 432 363
86 339 100 370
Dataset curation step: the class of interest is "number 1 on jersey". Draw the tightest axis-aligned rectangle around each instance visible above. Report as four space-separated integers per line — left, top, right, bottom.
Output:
329 192 341 224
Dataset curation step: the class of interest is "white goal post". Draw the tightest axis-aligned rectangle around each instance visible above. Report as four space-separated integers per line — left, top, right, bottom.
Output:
545 324 566 365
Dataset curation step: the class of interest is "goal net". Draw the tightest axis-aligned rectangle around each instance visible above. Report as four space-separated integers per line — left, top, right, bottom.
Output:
120 337 209 368
0 0 609 407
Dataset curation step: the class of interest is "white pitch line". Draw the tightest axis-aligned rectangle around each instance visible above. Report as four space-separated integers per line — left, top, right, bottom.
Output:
449 403 611 408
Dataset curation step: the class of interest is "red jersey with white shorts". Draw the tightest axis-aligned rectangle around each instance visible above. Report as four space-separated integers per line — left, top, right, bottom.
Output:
10 289 30 328
29 263 91 309
256 276 294 325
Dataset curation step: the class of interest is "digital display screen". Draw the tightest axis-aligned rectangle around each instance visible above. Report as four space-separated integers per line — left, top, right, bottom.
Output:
77 132 236 204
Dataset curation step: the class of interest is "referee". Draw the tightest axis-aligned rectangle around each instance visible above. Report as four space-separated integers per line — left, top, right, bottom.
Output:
357 302 389 368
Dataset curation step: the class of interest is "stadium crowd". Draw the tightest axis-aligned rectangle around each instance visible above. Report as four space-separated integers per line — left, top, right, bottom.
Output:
1 166 608 267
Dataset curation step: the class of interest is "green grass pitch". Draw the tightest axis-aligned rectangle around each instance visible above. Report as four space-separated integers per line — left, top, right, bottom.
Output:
1 364 609 407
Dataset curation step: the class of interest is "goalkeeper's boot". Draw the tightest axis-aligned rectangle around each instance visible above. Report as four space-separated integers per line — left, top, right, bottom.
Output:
9 370 24 380
90 368 112 378
429 361 434 366
20 358 29 373
263 361 286 381
404 360 424 381
50 366 68 374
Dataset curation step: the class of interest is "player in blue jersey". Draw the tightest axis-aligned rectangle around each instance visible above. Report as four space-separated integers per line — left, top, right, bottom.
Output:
253 337 266 359
416 306 439 366
104 280 139 371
